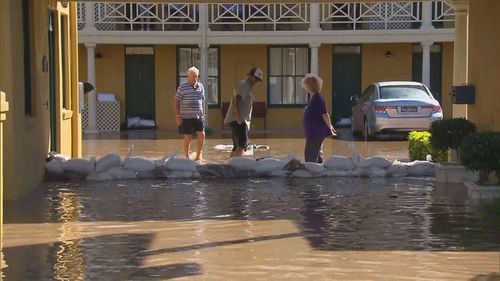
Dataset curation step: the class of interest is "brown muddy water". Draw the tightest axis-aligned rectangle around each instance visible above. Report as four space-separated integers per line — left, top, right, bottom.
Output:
2 177 500 280
81 129 411 162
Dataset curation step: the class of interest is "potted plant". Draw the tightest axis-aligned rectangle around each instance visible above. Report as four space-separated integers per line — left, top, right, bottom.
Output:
460 132 500 203
429 118 475 183
430 118 476 163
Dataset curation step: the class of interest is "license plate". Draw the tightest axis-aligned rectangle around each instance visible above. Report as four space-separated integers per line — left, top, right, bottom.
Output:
401 106 417 113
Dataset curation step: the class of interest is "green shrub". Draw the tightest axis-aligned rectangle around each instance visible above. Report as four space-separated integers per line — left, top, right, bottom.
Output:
460 132 500 183
430 118 476 150
408 131 447 162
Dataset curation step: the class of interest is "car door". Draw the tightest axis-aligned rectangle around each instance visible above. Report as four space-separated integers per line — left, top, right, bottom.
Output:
351 85 373 131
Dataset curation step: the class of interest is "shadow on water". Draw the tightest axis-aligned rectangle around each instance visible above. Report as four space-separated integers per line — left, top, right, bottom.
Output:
2 233 202 281
469 274 500 281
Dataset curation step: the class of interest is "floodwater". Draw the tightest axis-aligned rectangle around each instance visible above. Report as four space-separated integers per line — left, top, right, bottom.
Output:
2 177 500 280
82 128 410 162
2 131 500 280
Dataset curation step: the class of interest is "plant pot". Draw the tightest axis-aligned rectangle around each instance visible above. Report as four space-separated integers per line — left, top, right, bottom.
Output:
465 181 500 204
448 148 459 163
435 164 465 183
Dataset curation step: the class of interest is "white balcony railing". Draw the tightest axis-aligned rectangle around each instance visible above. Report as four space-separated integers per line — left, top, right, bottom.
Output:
209 4 309 31
77 1 454 32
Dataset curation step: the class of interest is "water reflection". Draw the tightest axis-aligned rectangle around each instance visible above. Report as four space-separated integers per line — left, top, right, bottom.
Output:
3 178 500 280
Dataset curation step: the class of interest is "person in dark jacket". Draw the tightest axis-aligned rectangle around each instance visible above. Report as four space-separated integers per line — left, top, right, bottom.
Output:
302 73 337 163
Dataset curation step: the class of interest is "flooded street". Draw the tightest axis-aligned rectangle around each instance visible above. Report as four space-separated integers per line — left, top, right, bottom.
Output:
82 128 410 162
3 177 500 280
2 132 500 280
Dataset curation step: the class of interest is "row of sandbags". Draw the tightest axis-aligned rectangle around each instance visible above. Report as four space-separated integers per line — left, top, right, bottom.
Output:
45 150 435 181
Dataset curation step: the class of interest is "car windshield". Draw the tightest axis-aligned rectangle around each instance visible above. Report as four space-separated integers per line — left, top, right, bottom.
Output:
379 85 432 100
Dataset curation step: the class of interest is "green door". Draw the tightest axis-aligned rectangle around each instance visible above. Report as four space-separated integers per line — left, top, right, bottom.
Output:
412 44 442 102
125 51 155 123
48 11 57 151
332 45 361 124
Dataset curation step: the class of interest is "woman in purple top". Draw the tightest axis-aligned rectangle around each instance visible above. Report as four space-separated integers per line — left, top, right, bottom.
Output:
302 74 337 163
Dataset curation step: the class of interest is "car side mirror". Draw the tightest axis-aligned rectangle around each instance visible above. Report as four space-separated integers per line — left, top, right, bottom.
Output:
350 95 359 103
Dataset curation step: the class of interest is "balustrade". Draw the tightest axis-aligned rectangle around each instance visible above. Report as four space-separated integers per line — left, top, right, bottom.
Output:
77 1 454 32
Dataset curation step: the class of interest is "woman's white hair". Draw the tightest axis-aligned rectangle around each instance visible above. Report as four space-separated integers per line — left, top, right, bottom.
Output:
301 73 323 94
187 66 200 76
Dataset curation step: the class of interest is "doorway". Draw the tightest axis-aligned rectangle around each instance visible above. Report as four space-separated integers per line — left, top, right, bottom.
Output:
125 46 155 128
412 43 443 102
332 45 361 124
48 11 57 151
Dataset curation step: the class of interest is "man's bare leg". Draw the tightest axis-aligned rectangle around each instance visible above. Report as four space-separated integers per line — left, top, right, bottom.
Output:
195 131 205 161
183 134 192 159
230 147 244 157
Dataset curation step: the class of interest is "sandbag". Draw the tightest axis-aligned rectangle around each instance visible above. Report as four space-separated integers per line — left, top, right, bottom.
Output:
408 161 435 176
387 160 409 177
228 157 257 171
62 158 94 175
304 162 326 174
46 160 64 175
324 156 355 171
165 157 198 172
291 169 314 178
123 157 156 172
357 156 392 169
254 158 285 174
87 167 137 181
95 152 122 173
322 170 353 177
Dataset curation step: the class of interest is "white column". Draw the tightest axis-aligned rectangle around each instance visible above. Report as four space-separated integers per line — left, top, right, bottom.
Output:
199 4 209 127
420 1 434 30
84 2 97 32
449 0 469 118
421 42 433 88
310 43 320 75
309 3 321 32
85 43 98 134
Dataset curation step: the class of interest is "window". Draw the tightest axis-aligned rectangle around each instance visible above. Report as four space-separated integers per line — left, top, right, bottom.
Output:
22 0 32 115
177 46 220 107
268 46 309 106
379 85 432 100
360 85 375 102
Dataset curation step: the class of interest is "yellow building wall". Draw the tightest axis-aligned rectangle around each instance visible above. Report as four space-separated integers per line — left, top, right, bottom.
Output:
441 42 454 118
467 0 500 131
361 43 413 90
320 45 333 119
1 0 79 200
155 45 177 129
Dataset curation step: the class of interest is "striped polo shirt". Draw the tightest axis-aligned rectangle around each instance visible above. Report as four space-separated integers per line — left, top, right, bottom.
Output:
175 81 205 119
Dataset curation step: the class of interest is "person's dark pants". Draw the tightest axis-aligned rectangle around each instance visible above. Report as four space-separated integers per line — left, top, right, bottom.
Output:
230 121 249 151
304 138 325 163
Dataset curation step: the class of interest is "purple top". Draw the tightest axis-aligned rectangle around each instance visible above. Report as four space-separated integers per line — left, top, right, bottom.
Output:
303 93 331 140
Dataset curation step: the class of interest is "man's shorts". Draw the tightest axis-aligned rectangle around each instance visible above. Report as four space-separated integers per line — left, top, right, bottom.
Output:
179 118 204 135
229 121 249 151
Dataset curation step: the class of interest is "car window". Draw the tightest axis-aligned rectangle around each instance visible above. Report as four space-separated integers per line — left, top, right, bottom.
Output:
379 85 432 100
360 85 374 102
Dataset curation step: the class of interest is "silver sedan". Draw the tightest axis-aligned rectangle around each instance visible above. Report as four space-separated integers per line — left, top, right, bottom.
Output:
351 81 443 139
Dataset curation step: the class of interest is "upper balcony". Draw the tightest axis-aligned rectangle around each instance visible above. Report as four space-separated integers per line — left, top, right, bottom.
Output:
78 1 455 45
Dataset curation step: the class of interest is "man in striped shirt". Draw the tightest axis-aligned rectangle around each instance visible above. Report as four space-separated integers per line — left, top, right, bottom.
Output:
175 66 205 160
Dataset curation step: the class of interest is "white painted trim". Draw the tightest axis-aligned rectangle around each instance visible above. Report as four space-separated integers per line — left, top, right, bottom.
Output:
79 29 455 45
